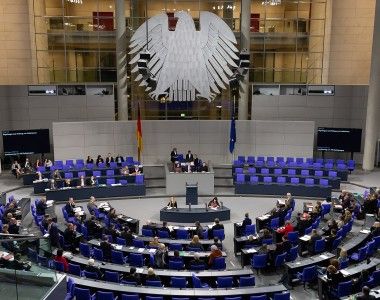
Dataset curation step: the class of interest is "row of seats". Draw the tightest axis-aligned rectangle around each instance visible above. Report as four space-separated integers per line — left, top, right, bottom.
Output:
235 156 355 166
140 227 225 241
37 161 140 172
236 175 330 186
235 167 338 178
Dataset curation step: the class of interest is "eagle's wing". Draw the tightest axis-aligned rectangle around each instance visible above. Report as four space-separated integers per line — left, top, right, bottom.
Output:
199 11 239 94
129 13 170 89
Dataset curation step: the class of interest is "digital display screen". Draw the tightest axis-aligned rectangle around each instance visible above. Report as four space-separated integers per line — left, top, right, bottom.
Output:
2 129 50 156
317 127 362 152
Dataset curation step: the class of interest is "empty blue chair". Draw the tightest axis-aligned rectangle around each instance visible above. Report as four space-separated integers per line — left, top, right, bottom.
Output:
237 156 245 163
111 250 126 264
224 298 241 300
296 157 304 165
93 247 104 261
146 280 162 287
297 265 317 288
331 236 342 250
74 287 95 300
290 177 299 184
217 276 233 288
247 156 255 164
261 168 269 175
270 217 279 230
244 224 256 236
286 245 299 262
252 254 267 274
119 179 128 185
211 257 226 270
86 163 94 169
190 263 206 271
97 291 117 300
168 243 182 251
236 174 245 183
37 255 49 267
287 232 299 244
305 178 314 185
213 229 225 240
314 239 326 254
301 169 309 176
116 237 126 246
267 160 275 167
263 176 272 184
276 157 284 163
239 276 255 287
68 263 81 276
284 211 292 222
337 163 347 170
78 171 86 178
80 242 91 257
169 260 184 270
54 261 65 272
235 167 243 174
350 245 368 262
171 276 187 288
105 271 120 283
135 174 144 184
129 253 144 267
176 229 189 239
106 170 115 176
64 172 73 179
37 166 46 172
157 230 170 238
286 157 294 163
277 177 286 184
319 179 329 187
273 292 290 300
324 163 333 169
249 296 267 300
93 170 101 177
367 240 376 256
83 270 98 279
247 167 256 174
142 228 154 237
315 170 323 177
192 273 209 288
255 160 264 167
234 160 243 166
347 160 355 171
257 156 265 162
106 178 115 185
274 168 282 175
330 281 352 298
274 252 287 269
250 176 259 184
287 169 296 175
109 162 118 168
262 238 273 245
339 258 348 269
328 170 337 178
313 163 322 169
304 226 312 235
366 269 380 288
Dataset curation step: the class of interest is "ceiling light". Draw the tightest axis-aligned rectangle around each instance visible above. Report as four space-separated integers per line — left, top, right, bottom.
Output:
262 0 281 6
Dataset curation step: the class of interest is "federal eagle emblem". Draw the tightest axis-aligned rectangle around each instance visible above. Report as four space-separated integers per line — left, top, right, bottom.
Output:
129 11 239 102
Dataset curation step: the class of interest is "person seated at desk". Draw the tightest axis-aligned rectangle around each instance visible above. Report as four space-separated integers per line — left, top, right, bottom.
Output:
120 228 134 246
100 235 113 261
121 166 129 175
208 197 220 209
107 208 118 221
189 235 203 250
296 212 312 235
343 210 352 224
63 178 72 188
44 159 53 169
87 175 97 186
199 162 209 172
48 218 60 248
311 201 322 220
193 155 200 170
85 216 102 239
342 192 354 211
23 158 32 172
35 159 43 169
276 220 294 237
257 243 269 255
96 155 104 166
154 243 168 269
149 236 160 248
146 267 161 283
241 212 252 235
245 235 258 248
36 171 43 181
115 154 124 164
86 156 94 164
78 175 86 187
52 170 62 180
49 179 56 190
54 248 69 272
194 221 204 239
208 245 222 267
124 267 141 285
133 165 141 175
323 219 338 236
85 258 102 279
4 202 17 218
64 223 78 253
185 150 194 162
189 252 206 269
285 193 295 209
337 249 348 267
73 212 84 226
11 253 31 271
105 153 114 166
65 198 76 217
11 160 22 179
370 222 380 237
308 229 322 254
326 265 345 288
325 229 337 251
41 214 50 231
8 218 19 234
166 197 178 209
211 218 224 231
87 196 97 216
173 161 182 173
160 221 171 237
257 228 273 244
356 286 376 300
105 224 119 241
36 198 48 216
2 213 12 225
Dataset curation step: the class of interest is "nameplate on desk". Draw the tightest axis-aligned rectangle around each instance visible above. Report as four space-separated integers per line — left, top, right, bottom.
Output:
111 183 122 186
129 247 134 250
360 229 371 234
246 248 257 254
136 268 143 273
236 222 242 226
114 245 122 250
126 218 133 222
334 205 343 209
319 254 329 259
300 235 311 241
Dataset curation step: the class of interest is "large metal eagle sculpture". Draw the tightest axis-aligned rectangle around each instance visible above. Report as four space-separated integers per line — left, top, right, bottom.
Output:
129 11 239 102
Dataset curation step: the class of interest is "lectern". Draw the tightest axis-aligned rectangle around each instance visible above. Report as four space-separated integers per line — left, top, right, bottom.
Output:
186 183 198 205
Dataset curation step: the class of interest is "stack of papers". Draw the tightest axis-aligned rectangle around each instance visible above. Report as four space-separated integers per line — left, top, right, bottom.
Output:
138 248 144 253
46 200 54 207
319 254 329 259
114 245 122 250
246 248 257 254
360 229 371 234
149 249 156 253
340 269 351 276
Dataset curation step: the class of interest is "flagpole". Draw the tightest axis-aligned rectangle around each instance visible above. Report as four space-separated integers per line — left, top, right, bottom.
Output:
232 94 236 163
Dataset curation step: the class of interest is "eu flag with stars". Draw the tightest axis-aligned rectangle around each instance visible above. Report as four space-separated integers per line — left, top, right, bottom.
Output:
229 114 236 153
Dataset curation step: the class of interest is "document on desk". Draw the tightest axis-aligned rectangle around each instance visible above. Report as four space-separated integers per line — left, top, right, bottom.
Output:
300 235 311 241
138 248 144 253
149 249 156 253
114 245 122 250
360 229 371 234
340 269 351 276
136 268 143 273
46 200 54 207
126 218 133 222
258 214 271 221
73 207 81 212
246 248 257 254
319 254 329 259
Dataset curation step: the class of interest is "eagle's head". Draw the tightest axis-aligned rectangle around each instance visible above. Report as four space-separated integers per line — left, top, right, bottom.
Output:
173 11 195 30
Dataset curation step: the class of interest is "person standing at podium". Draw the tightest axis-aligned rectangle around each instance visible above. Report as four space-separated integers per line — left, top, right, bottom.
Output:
166 197 178 209
208 197 220 209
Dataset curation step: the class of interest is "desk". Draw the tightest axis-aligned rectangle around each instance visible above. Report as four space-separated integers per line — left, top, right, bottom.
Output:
165 163 214 196
160 206 230 223
45 184 146 201
136 236 214 248
317 258 380 299
285 252 335 276
338 230 371 255
57 224 83 240
235 182 332 198
234 235 259 256
72 276 287 298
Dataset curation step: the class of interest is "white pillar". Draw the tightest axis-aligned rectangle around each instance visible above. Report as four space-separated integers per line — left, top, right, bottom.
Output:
238 0 250 120
116 0 128 120
363 0 380 171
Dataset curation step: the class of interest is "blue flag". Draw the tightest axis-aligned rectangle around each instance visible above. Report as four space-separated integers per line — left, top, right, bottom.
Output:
229 115 236 153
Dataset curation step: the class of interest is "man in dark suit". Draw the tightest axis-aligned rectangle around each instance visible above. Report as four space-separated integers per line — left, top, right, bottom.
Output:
65 197 76 217
36 198 48 216
105 153 114 166
185 150 194 162
100 235 113 261
84 258 102 279
356 286 375 300
241 212 252 235
8 218 20 234
115 154 124 164
170 148 178 163
64 223 78 252
308 229 322 254
48 218 60 247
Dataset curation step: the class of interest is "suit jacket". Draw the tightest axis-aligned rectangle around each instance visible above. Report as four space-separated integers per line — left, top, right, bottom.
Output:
241 217 252 230
49 223 60 247
106 157 114 165
65 203 75 216
36 201 47 216
115 156 124 163
170 151 178 163
87 203 97 215
185 153 194 162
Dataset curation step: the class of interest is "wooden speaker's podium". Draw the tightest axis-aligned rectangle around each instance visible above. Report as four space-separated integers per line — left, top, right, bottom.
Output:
186 183 198 205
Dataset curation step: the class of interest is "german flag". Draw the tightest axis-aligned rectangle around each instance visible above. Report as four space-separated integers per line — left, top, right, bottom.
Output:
136 103 143 162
